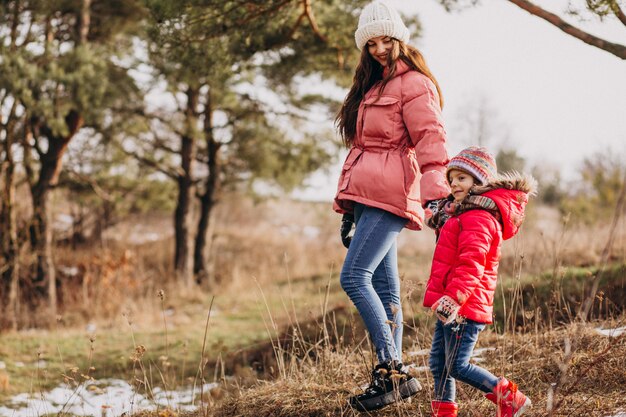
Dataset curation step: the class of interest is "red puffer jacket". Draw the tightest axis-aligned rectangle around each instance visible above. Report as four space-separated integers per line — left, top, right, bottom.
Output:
333 60 450 230
423 174 536 323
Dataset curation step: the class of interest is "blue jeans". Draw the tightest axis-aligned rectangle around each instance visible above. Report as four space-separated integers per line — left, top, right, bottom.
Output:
429 319 499 402
340 204 407 364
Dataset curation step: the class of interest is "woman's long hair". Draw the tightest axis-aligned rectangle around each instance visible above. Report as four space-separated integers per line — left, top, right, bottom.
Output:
335 39 444 147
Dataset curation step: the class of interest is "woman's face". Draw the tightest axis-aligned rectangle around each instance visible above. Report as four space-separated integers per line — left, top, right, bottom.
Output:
448 169 476 203
366 36 393 66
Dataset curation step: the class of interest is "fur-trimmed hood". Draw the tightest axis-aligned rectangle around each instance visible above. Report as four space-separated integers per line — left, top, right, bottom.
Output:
471 172 537 240
472 171 538 196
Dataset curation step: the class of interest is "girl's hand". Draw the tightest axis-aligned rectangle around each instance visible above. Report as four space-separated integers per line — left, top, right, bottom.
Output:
432 295 460 324
425 198 452 231
424 199 443 228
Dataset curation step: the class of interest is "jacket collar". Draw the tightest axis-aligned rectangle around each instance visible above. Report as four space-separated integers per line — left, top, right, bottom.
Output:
383 59 410 78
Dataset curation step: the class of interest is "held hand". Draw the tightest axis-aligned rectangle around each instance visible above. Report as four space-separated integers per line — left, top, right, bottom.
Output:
425 198 451 230
432 295 460 324
424 199 443 227
340 213 355 249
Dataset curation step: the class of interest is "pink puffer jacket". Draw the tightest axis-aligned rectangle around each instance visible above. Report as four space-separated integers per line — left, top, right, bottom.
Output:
333 60 450 230
423 174 536 323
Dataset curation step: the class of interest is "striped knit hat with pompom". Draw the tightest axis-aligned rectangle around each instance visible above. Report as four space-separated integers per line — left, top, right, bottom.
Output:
447 146 497 185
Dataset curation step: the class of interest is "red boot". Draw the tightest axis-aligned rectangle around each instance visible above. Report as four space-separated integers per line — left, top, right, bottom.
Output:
485 378 531 417
431 400 458 417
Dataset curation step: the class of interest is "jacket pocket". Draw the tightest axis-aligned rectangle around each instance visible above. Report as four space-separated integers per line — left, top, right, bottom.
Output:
338 148 363 192
401 152 420 201
361 95 399 144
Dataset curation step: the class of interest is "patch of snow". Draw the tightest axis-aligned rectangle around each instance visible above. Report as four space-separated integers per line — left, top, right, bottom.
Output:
0 379 218 417
128 232 162 244
54 214 74 232
595 326 626 337
407 349 430 357
407 346 495 362
59 266 80 276
472 347 496 357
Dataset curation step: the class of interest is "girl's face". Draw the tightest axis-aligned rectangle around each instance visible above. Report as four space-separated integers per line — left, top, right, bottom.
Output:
448 169 476 203
366 36 393 66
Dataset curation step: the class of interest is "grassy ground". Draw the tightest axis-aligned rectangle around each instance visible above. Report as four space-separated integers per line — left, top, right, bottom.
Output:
2 260 625 412
202 319 626 417
1 199 625 416
0 271 348 405
3 267 625 416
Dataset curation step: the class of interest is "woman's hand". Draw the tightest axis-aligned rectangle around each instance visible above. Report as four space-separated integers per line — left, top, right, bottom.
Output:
340 213 355 248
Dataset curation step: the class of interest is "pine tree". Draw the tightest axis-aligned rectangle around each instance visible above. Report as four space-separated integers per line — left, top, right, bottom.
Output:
138 0 374 286
0 0 145 321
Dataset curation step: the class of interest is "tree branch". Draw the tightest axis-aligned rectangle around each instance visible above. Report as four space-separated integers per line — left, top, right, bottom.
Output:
151 130 181 156
66 169 113 202
610 1 626 26
303 0 328 43
9 0 20 49
77 0 91 45
507 0 626 59
302 0 346 68
287 9 307 40
112 106 187 138
183 0 294 37
120 147 177 180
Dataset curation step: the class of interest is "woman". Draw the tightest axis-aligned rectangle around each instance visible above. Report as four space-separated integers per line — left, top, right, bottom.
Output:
334 0 450 412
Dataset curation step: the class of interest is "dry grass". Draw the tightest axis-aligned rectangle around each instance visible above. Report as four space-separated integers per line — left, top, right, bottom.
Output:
12 193 625 331
2 196 626 416
207 319 626 417
9 195 346 329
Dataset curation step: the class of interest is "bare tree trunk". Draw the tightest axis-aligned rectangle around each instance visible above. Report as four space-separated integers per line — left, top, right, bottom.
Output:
174 87 198 287
1 100 20 329
194 88 221 285
28 110 83 317
29 185 55 310
77 0 91 45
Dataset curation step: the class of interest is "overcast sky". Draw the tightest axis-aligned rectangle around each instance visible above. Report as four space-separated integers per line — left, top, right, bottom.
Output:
292 0 626 201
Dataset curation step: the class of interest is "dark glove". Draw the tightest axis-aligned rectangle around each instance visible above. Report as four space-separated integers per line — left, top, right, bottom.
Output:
340 213 355 249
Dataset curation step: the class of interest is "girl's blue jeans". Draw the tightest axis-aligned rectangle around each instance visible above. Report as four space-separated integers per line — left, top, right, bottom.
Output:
339 203 407 364
429 319 499 402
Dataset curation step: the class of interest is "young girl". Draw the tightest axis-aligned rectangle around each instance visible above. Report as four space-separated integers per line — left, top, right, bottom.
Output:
424 146 535 417
334 0 451 412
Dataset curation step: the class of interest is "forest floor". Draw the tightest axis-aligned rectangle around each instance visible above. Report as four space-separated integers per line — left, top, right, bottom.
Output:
1 201 625 417
1 266 625 417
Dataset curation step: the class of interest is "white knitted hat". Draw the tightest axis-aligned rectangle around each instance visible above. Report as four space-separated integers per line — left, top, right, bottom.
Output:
354 1 410 51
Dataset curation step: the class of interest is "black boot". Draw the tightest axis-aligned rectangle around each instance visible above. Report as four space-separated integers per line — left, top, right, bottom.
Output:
348 362 422 412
